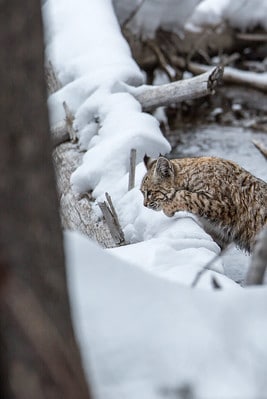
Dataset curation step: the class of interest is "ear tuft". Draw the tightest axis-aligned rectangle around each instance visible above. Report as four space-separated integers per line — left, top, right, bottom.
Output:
143 154 155 170
155 156 173 178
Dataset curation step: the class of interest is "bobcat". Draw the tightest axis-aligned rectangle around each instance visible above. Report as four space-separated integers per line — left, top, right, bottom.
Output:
140 155 267 253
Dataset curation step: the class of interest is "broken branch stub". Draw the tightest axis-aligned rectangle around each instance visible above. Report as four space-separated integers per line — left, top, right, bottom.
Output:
128 148 137 191
98 193 126 246
50 101 77 148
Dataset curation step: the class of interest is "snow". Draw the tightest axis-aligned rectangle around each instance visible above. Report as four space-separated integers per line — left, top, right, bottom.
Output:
112 0 202 38
65 230 267 399
187 0 267 31
42 0 267 397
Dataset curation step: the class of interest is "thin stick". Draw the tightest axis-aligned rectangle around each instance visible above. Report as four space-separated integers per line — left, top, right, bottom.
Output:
63 101 77 143
252 140 267 160
191 244 232 288
122 0 146 30
98 193 126 246
245 227 267 286
146 40 174 81
128 148 137 191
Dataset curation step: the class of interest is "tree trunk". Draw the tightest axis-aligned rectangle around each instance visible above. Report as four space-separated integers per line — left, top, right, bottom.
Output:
0 2 91 398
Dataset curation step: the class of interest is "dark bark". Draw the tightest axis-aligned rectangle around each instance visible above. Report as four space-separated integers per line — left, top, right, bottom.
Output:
0 2 91 398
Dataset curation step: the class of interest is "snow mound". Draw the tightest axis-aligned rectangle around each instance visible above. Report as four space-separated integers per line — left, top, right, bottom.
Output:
187 0 267 31
65 231 267 399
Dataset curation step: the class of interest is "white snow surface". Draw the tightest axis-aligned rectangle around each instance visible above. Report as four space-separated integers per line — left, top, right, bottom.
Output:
187 0 267 31
65 231 267 399
43 1 267 397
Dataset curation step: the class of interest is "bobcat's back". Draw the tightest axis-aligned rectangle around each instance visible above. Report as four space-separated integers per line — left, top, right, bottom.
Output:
141 155 267 252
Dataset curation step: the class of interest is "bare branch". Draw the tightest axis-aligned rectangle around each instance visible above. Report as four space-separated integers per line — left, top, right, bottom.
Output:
132 66 223 111
146 40 174 81
98 193 126 246
128 148 137 191
191 244 232 288
245 227 267 286
122 0 146 30
236 32 267 42
63 101 77 143
252 140 267 160
50 101 78 147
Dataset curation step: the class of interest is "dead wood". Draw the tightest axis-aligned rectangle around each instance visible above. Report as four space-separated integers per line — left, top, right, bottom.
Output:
50 67 223 145
131 66 223 111
51 101 77 147
236 32 267 42
98 193 126 246
128 148 137 191
245 227 267 285
252 140 267 160
53 142 116 248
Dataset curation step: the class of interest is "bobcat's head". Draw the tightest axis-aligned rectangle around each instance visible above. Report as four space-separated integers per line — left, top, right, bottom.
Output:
140 155 176 211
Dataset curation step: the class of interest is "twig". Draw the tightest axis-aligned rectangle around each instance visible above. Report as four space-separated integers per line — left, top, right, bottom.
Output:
122 0 146 30
50 102 78 147
128 148 137 191
98 193 126 246
191 244 232 288
63 101 77 143
245 227 267 286
236 32 267 42
146 40 174 82
252 140 267 160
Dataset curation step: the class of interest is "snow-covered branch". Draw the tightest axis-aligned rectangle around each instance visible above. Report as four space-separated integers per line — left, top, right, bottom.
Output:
50 67 223 146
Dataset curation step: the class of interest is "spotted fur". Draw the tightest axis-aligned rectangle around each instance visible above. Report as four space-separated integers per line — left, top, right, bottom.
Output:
140 155 267 252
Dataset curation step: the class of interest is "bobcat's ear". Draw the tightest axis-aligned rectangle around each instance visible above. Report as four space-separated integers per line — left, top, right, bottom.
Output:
143 154 155 170
154 156 174 179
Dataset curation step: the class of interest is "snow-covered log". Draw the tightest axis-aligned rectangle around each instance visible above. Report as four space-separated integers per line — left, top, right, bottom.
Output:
50 66 223 146
53 142 116 248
